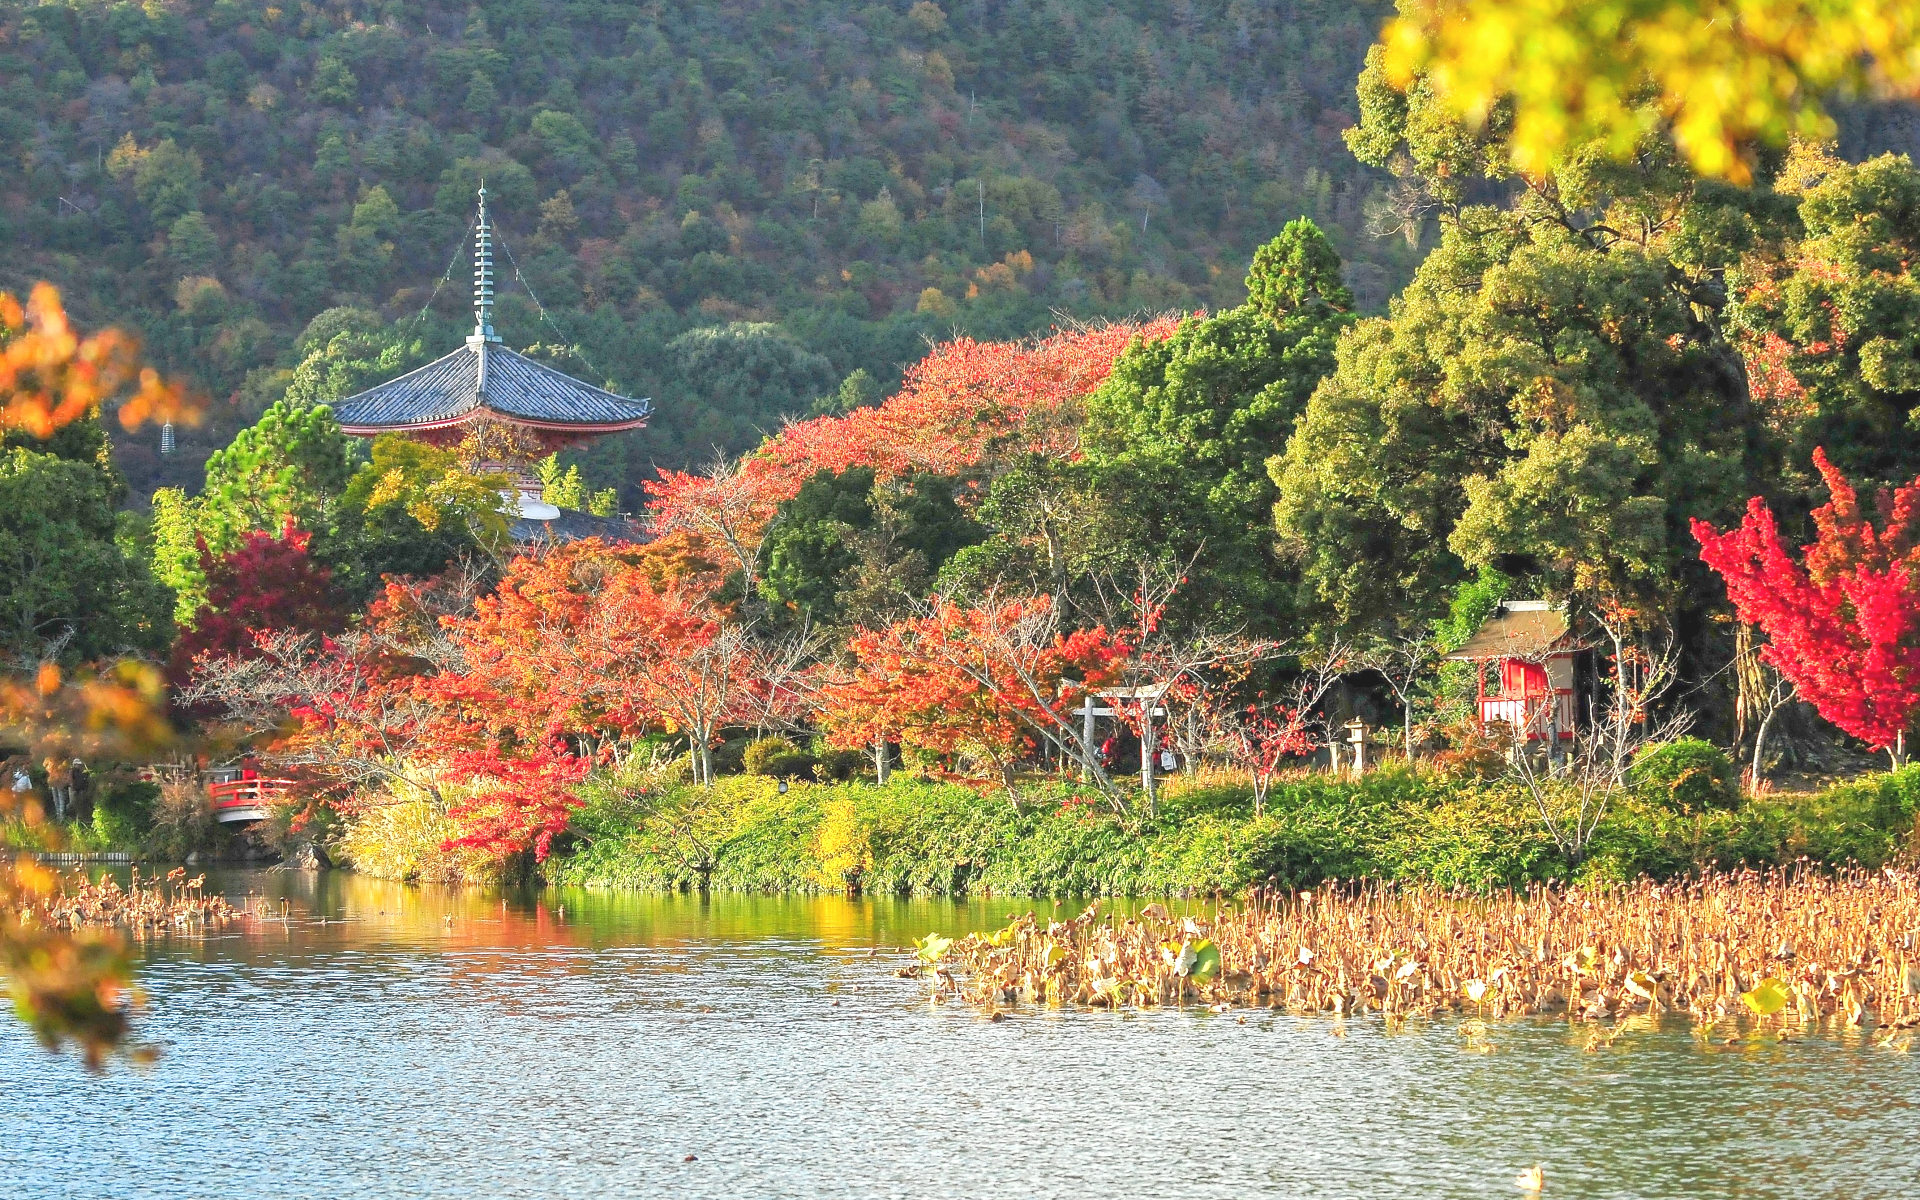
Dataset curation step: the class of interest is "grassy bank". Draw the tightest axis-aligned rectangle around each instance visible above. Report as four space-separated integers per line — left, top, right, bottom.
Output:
537 763 1920 896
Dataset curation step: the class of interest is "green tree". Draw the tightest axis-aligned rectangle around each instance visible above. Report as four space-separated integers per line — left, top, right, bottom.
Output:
760 467 979 629
812 368 882 416
332 436 510 599
1083 219 1350 631
203 401 354 530
166 211 219 274
151 401 354 619
2 413 128 504
309 52 359 106
937 453 1109 625
1276 98 1783 632
531 110 595 166
1731 147 1920 490
464 71 500 118
537 454 618 515
106 135 203 224
664 323 838 461
147 488 202 622
1245 217 1354 322
1274 217 1775 631
281 311 430 410
0 448 170 662
760 468 872 624
334 187 401 284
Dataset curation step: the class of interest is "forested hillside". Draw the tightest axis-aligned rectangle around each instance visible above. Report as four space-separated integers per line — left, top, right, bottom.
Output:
0 0 1417 504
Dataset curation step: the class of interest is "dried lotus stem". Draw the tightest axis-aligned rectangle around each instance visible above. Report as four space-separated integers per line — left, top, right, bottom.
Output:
932 866 1920 1034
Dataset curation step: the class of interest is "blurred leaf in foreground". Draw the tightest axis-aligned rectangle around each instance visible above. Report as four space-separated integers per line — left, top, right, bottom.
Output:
1379 0 1920 182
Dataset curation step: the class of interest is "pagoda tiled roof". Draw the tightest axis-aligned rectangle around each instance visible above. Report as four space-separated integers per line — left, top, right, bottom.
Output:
331 339 652 434
510 507 647 545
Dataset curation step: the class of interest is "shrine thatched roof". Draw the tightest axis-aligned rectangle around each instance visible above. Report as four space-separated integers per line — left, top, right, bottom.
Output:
1444 601 1584 661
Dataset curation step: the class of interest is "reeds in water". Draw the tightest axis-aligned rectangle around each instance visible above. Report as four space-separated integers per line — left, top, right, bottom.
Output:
15 866 240 933
937 867 1920 1037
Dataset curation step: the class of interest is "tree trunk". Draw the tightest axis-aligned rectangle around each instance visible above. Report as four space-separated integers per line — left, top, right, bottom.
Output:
696 730 715 787
1733 622 1760 750
1141 703 1156 816
997 758 1022 809
873 735 891 785
1042 512 1069 631
1752 701 1781 791
1081 698 1097 785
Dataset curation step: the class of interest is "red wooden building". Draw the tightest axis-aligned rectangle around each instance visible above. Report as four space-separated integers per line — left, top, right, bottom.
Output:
1445 600 1585 742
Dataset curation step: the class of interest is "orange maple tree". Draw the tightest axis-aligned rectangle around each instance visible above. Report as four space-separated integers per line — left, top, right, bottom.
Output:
818 594 1130 806
438 539 804 850
189 536 795 860
646 320 1178 580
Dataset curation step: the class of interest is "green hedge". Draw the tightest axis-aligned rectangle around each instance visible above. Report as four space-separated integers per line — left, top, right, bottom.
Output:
545 764 1920 896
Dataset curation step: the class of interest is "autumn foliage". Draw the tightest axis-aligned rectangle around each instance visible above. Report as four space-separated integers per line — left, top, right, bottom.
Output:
439 742 592 862
1214 699 1315 815
819 594 1130 794
195 323 1188 854
169 522 347 684
646 320 1177 575
0 282 189 438
190 537 798 859
1693 449 1920 753
439 538 789 796
0 283 191 1070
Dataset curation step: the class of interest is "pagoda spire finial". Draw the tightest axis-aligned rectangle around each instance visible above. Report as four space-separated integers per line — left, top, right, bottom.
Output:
471 186 500 344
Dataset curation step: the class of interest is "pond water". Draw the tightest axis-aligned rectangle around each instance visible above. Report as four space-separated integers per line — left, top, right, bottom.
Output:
4 869 1917 1199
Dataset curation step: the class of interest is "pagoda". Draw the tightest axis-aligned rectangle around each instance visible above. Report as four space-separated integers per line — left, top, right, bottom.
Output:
330 188 651 534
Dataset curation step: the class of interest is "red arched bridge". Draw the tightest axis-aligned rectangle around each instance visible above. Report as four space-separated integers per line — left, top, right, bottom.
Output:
140 764 292 824
207 777 292 824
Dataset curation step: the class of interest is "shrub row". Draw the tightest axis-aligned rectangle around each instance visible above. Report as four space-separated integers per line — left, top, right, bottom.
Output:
541 762 1920 896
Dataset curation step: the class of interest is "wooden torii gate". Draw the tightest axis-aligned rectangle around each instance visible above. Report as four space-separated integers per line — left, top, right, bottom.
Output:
1074 682 1172 797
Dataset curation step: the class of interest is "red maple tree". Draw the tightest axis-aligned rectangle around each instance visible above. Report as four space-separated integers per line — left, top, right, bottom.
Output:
170 520 346 685
1693 449 1920 762
440 741 592 862
1215 700 1315 817
177 570 483 823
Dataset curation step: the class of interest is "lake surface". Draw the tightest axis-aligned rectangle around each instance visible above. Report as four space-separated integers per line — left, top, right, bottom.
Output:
4 869 1918 1199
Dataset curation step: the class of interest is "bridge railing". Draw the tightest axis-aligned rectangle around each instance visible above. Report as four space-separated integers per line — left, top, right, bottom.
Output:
207 778 293 814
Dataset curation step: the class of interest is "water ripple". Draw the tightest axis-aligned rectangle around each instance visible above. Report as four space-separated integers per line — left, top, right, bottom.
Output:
3 869 1917 1198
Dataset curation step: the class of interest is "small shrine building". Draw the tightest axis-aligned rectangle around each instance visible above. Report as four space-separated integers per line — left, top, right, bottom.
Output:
1444 600 1586 742
330 188 651 540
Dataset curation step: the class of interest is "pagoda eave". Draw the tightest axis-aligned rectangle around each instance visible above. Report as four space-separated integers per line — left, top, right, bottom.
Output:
337 409 651 439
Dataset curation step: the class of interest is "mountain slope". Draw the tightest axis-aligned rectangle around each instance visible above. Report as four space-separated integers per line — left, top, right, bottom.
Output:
1 0 1415 500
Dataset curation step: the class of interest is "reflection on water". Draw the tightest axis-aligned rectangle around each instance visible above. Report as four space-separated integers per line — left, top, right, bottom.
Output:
3 870 1917 1199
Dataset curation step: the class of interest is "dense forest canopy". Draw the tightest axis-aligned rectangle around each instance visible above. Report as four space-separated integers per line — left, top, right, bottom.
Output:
0 0 1435 506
